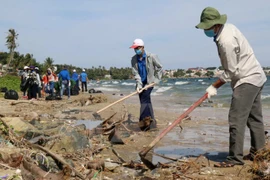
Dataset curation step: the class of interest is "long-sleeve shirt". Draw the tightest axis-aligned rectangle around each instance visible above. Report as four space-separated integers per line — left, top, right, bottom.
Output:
215 23 266 89
72 72 79 81
131 50 163 89
58 69 70 81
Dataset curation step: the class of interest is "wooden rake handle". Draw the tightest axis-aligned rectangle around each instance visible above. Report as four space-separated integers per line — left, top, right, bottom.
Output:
96 82 155 114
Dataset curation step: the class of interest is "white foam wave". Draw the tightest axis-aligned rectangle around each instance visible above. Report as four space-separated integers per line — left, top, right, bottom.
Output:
262 94 270 100
94 87 120 92
155 86 172 93
175 81 189 85
151 92 161 96
198 79 203 82
112 81 119 84
102 85 114 87
121 82 135 86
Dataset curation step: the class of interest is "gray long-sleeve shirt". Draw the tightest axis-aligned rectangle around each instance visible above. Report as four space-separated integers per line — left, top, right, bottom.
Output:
131 51 163 89
215 23 266 89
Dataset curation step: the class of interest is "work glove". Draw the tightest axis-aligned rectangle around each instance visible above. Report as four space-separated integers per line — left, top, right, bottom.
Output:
68 81 71 87
206 85 217 99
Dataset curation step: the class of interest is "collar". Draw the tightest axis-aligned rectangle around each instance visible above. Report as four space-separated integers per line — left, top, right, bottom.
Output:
137 51 146 61
214 25 224 42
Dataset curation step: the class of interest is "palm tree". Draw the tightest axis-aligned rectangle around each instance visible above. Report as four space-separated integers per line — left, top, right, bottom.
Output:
6 29 19 72
43 57 54 72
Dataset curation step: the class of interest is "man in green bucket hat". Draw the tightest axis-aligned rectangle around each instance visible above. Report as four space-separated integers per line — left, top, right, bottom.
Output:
196 7 267 167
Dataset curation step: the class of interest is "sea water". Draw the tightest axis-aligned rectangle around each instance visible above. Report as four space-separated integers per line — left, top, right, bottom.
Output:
88 76 270 109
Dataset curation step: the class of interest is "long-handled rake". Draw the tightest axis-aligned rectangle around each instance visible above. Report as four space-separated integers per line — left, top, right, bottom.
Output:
93 82 155 120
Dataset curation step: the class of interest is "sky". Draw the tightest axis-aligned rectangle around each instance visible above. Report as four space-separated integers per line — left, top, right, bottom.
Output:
0 0 269 70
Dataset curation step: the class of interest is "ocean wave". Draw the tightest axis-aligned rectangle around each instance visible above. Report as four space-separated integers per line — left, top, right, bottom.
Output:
94 87 120 92
112 81 120 84
155 86 172 93
262 94 270 100
102 85 114 87
198 79 203 82
121 82 135 86
175 81 189 85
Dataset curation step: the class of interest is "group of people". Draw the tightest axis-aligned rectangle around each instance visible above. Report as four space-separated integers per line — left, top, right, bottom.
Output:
131 7 267 167
20 66 89 100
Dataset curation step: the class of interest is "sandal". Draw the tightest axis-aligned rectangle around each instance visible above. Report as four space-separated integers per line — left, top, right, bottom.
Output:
243 153 254 161
214 162 235 168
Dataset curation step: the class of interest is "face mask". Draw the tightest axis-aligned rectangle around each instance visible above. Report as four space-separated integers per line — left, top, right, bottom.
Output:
204 29 216 37
47 71 51 75
135 49 142 55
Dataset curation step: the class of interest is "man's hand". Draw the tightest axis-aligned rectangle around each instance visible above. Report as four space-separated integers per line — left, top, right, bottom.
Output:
68 81 71 87
206 85 217 99
136 87 143 94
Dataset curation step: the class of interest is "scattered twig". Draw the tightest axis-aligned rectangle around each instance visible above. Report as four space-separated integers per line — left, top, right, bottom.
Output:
0 163 16 170
151 152 178 161
111 148 126 163
10 101 37 106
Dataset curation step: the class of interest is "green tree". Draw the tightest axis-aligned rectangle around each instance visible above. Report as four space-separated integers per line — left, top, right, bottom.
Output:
218 66 224 70
195 71 202 77
205 71 214 77
43 57 54 72
6 29 19 72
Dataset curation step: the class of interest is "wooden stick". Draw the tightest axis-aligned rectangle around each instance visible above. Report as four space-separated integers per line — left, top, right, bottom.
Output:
96 83 155 114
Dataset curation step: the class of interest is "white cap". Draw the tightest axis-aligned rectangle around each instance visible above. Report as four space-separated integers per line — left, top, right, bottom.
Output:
82 69 85 72
35 67 39 70
24 66 29 69
129 39 144 49
73 69 76 72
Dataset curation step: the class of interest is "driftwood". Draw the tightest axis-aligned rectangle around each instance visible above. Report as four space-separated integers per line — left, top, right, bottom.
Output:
151 152 178 162
0 118 85 179
10 101 37 106
22 156 64 180
25 142 86 179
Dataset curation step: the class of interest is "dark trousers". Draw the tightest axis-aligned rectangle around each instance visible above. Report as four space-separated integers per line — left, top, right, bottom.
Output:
138 87 156 128
28 84 38 99
81 82 87 92
38 86 42 98
227 83 265 165
75 80 79 89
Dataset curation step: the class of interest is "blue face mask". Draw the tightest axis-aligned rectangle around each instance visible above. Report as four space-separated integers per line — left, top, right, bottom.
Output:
204 29 216 37
135 49 142 55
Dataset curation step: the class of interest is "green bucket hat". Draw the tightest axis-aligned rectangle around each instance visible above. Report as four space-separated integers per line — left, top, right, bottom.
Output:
196 7 227 29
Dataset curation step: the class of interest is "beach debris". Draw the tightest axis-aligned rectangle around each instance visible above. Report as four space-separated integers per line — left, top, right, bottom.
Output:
249 146 270 178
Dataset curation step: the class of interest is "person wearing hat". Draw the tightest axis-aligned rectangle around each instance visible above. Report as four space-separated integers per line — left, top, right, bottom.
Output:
130 38 163 131
72 69 79 90
21 66 30 99
196 7 267 167
80 69 88 93
58 65 71 99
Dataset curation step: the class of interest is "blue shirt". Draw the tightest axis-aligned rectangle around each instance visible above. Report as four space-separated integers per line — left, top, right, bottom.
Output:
137 52 147 85
71 72 79 81
58 69 70 81
80 72 88 82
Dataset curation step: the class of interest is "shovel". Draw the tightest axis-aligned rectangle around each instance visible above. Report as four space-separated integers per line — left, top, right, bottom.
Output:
93 82 156 120
139 79 224 170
